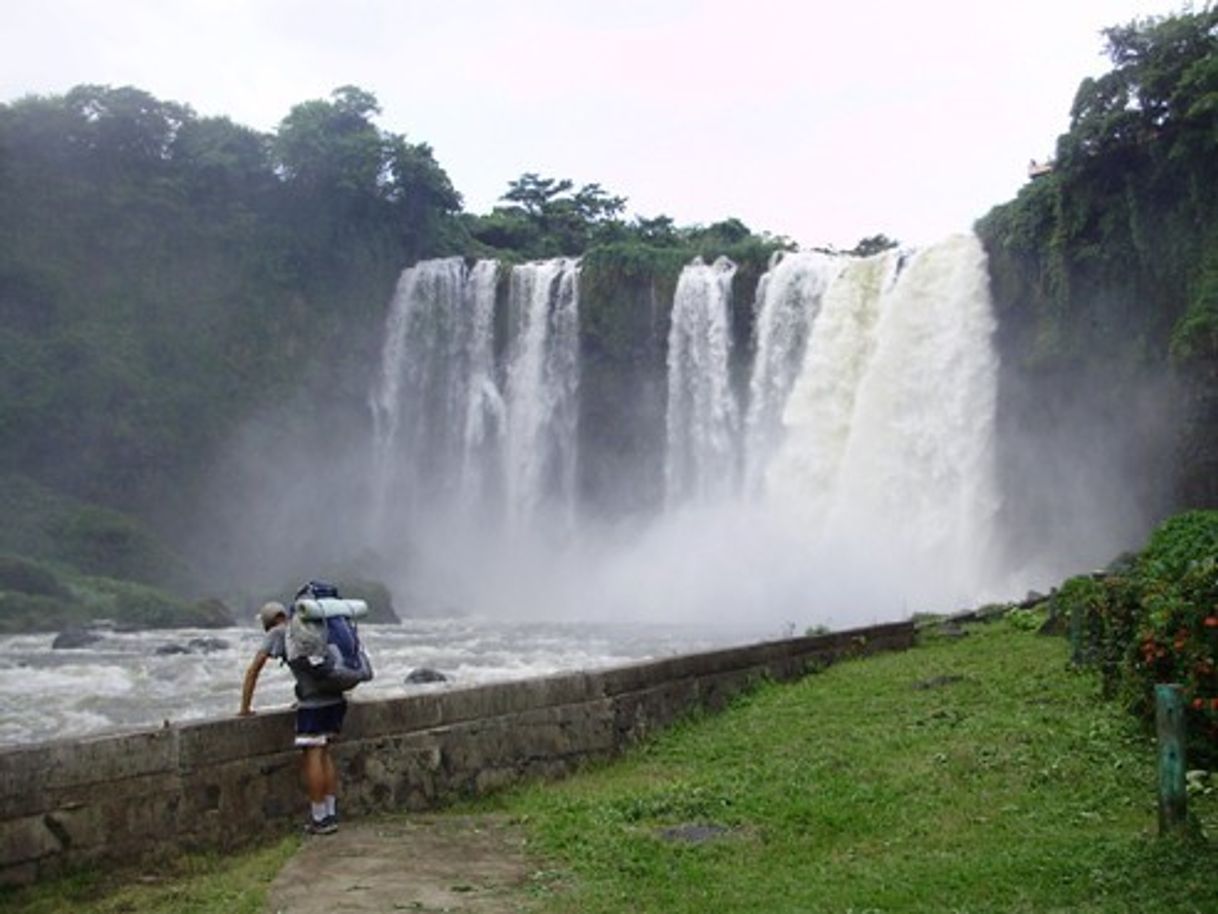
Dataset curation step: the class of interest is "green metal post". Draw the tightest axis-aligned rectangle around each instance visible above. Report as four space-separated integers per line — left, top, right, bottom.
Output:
1068 600 1082 666
1155 683 1187 836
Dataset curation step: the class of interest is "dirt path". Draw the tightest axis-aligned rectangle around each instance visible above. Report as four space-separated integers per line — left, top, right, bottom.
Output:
265 814 536 914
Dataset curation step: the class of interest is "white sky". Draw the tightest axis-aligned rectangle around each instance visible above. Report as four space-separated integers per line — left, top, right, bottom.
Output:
0 0 1196 249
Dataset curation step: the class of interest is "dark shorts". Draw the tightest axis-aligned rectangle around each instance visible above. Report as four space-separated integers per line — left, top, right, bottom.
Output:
294 701 346 748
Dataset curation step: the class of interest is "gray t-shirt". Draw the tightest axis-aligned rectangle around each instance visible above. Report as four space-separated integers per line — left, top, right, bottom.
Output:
262 624 343 709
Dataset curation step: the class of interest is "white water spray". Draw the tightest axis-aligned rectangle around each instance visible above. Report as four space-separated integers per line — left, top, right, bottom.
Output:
743 250 842 495
665 256 739 506
504 259 581 531
769 233 1000 606
369 258 474 535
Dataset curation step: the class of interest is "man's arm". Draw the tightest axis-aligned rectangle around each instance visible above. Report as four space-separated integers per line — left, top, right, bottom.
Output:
239 650 270 715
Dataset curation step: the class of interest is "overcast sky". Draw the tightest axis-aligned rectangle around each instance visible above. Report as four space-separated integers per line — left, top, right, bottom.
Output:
1 0 1195 249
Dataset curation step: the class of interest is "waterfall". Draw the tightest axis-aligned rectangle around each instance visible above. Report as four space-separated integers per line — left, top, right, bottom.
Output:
762 249 901 515
369 256 581 537
742 250 841 495
369 257 502 533
768 233 999 603
457 260 505 510
369 258 471 527
366 234 1002 620
665 256 739 506
503 259 581 530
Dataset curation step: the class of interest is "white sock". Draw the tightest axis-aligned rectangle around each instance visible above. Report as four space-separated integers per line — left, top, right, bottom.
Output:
311 801 327 822
325 795 336 817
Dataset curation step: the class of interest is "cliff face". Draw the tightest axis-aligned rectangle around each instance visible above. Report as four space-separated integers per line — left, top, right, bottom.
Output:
574 244 771 518
977 185 1216 575
972 9 1218 571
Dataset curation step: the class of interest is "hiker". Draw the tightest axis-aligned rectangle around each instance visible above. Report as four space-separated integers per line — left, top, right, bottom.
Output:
239 599 347 835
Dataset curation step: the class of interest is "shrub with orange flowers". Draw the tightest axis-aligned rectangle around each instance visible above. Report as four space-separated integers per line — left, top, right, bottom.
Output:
1054 510 1218 766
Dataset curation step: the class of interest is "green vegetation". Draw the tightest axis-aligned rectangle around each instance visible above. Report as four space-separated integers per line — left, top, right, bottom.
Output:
977 7 1218 369
0 475 230 631
0 551 232 633
0 475 194 589
0 837 298 914
484 624 1218 913
1052 510 1218 766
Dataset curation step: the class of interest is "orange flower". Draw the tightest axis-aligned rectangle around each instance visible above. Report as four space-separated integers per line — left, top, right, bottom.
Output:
1205 616 1218 628
1194 698 1206 710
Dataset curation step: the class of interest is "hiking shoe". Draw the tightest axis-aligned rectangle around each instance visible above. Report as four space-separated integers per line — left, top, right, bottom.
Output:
304 815 337 835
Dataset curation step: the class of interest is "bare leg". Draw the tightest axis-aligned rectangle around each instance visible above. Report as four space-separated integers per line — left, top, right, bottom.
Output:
301 747 327 804
322 748 338 798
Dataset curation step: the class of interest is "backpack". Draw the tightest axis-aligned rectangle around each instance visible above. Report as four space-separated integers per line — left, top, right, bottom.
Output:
284 580 374 694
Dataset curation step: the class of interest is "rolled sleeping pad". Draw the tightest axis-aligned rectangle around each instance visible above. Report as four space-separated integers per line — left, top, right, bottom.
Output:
293 598 368 620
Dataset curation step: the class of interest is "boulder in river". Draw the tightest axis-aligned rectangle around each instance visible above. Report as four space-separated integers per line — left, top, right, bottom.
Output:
187 637 229 653
405 667 448 685
155 637 230 655
51 627 102 650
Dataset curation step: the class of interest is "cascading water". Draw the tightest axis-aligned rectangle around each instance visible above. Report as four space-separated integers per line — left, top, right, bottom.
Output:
766 233 1000 605
762 248 901 517
369 257 482 535
504 259 581 531
370 256 580 546
665 256 739 506
457 260 505 511
742 250 842 495
366 233 1001 623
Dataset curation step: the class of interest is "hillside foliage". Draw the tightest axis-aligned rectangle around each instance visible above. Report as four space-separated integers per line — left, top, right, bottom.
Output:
976 7 1218 368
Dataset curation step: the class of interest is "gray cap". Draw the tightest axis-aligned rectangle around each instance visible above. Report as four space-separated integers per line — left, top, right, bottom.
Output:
258 601 287 629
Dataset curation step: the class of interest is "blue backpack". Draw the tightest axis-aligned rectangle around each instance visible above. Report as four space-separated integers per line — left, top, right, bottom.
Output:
284 580 374 694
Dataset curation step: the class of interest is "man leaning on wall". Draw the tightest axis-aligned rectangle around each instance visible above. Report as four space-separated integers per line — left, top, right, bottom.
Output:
239 601 347 835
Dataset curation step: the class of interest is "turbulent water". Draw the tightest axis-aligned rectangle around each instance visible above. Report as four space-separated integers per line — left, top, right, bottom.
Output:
0 621 738 747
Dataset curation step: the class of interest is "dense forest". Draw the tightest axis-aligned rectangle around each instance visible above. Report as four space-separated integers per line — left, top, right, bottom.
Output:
0 8 1215 630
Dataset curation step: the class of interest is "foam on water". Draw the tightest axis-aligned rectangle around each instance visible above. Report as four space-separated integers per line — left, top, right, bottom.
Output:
0 620 733 747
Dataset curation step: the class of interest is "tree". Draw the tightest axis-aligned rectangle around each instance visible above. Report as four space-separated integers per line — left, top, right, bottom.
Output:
1058 9 1218 169
273 86 387 195
272 86 461 258
847 234 899 257
473 173 629 256
501 173 574 218
170 116 273 203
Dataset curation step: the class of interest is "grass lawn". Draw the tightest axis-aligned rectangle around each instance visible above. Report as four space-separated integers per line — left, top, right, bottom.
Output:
487 621 1218 913
0 838 299 914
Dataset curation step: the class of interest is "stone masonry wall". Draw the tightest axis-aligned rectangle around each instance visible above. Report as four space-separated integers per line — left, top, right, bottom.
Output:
0 621 914 885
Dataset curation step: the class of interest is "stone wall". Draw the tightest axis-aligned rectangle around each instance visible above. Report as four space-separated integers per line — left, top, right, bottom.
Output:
0 621 914 885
